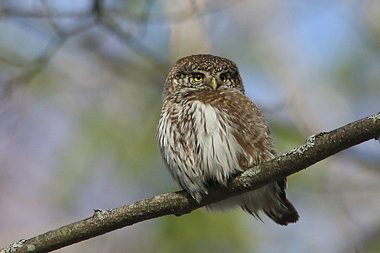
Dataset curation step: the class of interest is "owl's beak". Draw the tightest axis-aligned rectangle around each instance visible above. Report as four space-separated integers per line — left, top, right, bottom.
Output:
208 77 218 90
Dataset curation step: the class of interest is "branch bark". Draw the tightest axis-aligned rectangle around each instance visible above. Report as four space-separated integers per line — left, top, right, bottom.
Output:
2 112 380 253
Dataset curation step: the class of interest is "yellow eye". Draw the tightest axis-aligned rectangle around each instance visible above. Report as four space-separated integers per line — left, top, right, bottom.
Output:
193 73 204 82
220 74 228 83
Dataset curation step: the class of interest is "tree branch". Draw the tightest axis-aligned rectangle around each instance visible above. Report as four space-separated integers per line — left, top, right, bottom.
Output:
2 112 380 253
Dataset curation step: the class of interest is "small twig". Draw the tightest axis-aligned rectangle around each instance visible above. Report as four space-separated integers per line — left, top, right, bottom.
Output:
92 0 104 20
0 3 91 19
3 21 96 96
108 0 244 23
1 112 379 253
4 36 64 88
99 17 169 72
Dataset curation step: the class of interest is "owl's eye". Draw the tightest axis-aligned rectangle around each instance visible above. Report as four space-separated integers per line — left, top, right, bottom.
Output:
220 74 228 83
192 73 204 82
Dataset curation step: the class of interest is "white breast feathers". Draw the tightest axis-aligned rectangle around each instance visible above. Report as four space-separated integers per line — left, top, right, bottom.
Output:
191 101 244 184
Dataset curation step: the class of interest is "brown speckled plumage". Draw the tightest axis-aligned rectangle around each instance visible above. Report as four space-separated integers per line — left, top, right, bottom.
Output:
158 54 299 225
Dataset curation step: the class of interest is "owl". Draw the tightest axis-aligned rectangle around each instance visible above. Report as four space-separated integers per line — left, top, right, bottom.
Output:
157 54 299 225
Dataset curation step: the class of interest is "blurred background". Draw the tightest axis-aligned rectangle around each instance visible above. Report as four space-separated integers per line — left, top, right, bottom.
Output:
0 1 379 252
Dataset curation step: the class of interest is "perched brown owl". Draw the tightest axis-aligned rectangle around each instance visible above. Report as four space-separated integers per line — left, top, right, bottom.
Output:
158 54 299 225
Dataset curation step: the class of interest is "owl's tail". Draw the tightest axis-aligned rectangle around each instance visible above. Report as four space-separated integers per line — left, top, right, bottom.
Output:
241 180 299 226
262 195 299 226
205 180 299 226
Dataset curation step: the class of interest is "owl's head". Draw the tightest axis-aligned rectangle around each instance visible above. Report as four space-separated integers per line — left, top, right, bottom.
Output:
164 54 244 97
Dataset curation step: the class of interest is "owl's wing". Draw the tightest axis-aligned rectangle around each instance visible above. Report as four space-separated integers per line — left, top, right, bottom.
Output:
211 90 276 170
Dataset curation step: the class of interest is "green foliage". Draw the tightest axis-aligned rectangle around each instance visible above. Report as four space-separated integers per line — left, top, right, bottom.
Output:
153 210 252 253
81 105 160 172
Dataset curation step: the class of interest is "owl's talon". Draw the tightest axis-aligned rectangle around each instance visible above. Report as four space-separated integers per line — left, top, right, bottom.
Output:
193 194 203 204
190 190 206 204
